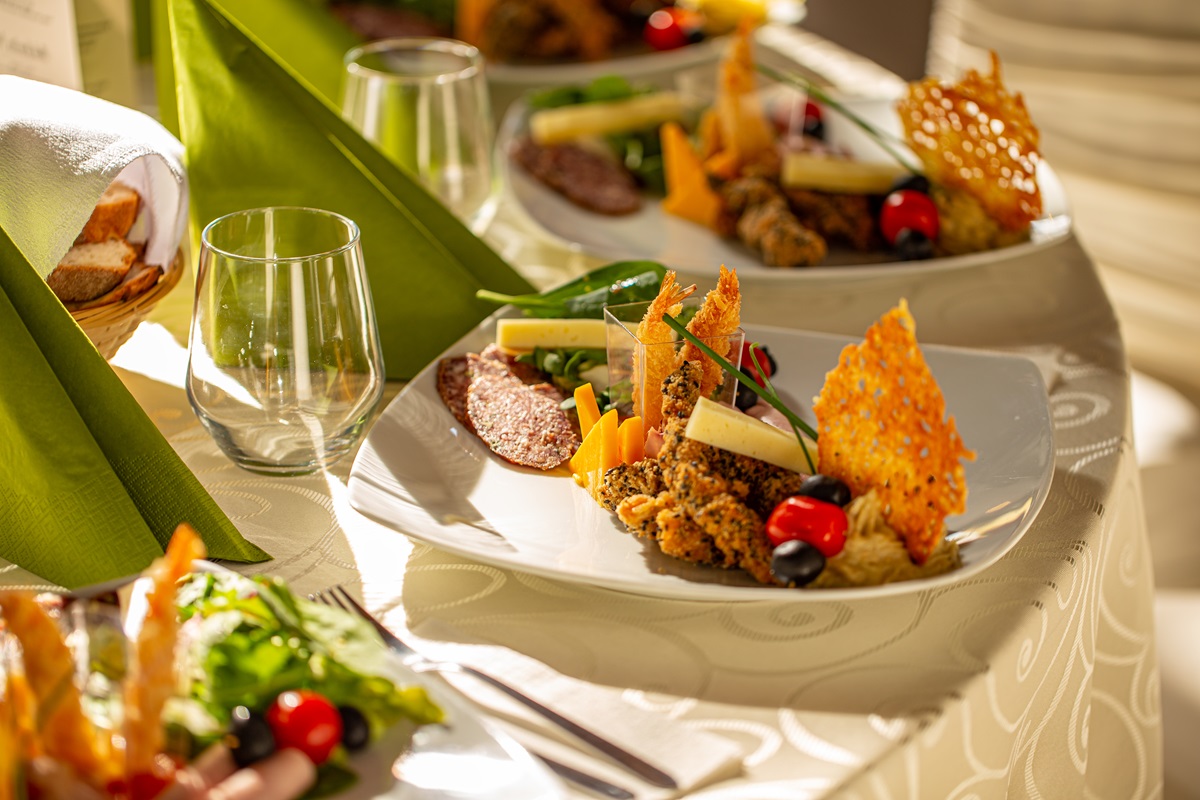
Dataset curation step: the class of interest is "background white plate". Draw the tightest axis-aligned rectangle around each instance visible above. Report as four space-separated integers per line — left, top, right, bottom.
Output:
498 93 1072 281
348 315 1055 602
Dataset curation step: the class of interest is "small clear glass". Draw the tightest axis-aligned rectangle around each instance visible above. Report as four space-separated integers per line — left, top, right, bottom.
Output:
187 207 385 475
341 37 498 234
604 298 744 423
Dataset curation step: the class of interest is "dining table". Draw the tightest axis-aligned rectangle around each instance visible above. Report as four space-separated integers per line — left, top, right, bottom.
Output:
0 27 1162 800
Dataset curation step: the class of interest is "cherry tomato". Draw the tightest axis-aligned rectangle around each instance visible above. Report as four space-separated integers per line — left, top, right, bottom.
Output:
740 341 775 387
879 189 939 246
643 8 703 51
766 496 848 558
129 772 173 800
265 690 343 765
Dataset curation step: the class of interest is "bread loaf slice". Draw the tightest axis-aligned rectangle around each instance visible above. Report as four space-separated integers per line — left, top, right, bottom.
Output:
78 182 140 243
47 239 137 303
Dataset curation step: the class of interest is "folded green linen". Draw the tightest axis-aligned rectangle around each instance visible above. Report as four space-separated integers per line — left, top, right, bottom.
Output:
0 226 269 589
156 0 534 380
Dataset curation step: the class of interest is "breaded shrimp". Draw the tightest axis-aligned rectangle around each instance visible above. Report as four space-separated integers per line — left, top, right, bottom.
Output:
633 271 696 433
0 594 116 787
124 524 205 778
681 265 741 402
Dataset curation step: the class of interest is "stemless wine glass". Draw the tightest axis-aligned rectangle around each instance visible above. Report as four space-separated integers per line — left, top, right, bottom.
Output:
341 37 498 234
186 207 385 475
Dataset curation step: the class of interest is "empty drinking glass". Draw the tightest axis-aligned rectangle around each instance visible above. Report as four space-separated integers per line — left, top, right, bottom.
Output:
341 37 498 234
186 207 385 475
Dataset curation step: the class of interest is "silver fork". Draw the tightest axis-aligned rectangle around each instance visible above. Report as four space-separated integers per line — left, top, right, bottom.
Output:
311 585 676 790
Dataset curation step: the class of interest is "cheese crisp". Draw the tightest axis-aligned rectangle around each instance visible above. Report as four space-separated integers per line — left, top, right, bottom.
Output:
897 52 1042 231
813 301 974 564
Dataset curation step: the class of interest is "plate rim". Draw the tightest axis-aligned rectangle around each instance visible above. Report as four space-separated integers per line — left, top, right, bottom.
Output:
348 313 1056 603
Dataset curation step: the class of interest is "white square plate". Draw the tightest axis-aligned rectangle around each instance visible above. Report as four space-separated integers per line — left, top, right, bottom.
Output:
348 314 1054 602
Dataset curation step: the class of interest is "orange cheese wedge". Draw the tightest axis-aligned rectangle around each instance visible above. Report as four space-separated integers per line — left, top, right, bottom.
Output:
569 409 620 500
661 122 723 229
618 416 644 464
574 383 602 439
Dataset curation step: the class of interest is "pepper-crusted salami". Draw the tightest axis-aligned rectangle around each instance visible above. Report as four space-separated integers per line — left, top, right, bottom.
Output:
465 354 580 470
480 343 545 385
437 356 474 431
511 137 642 216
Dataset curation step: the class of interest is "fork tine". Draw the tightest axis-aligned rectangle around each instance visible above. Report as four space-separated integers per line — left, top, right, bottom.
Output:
322 585 396 643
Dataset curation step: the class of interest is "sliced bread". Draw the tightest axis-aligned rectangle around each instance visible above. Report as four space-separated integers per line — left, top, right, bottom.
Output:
47 239 137 303
77 182 140 243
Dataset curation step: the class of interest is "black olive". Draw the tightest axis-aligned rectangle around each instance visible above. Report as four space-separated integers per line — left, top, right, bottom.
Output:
891 174 931 195
795 474 852 507
894 228 934 261
771 540 826 586
685 26 706 45
228 706 275 768
339 705 371 752
735 369 759 411
804 119 825 141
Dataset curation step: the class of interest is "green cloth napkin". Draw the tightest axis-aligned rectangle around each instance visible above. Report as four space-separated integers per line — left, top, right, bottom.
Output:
0 226 269 590
155 0 535 380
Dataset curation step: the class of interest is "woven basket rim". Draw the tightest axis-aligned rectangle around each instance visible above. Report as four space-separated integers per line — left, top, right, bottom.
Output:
69 249 185 324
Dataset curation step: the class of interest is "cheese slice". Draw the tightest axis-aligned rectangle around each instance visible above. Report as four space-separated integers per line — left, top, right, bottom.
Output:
495 318 608 351
530 92 687 146
684 397 817 474
781 151 906 194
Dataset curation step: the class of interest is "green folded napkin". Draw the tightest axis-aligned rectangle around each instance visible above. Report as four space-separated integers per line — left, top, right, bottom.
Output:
156 0 534 380
0 226 270 589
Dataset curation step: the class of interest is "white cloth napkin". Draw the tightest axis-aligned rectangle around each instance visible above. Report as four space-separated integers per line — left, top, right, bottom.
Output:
409 619 747 798
0 75 188 278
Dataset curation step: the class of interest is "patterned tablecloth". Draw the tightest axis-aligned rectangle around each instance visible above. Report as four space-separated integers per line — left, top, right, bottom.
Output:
0 32 1162 799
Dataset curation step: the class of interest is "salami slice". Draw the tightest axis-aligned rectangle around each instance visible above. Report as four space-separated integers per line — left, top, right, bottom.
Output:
480 343 546 385
436 356 474 431
465 354 580 470
511 137 642 216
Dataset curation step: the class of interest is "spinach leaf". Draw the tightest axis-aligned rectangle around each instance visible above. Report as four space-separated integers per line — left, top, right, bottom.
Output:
477 261 667 319
515 347 607 391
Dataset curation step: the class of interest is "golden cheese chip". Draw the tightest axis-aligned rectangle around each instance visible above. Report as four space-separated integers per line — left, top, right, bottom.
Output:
813 301 974 564
897 52 1041 231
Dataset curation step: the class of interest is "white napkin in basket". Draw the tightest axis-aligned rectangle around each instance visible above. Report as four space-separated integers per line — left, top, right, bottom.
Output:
409 619 747 797
0 75 187 278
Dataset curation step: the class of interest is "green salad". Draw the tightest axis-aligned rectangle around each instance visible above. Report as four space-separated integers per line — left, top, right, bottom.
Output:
168 571 443 795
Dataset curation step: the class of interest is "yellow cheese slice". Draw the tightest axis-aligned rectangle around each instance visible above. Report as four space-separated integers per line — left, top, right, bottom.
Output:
684 397 816 474
780 151 906 194
495 318 608 351
530 92 687 146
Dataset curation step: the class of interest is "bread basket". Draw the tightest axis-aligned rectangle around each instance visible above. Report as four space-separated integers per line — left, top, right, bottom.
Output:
67 249 185 359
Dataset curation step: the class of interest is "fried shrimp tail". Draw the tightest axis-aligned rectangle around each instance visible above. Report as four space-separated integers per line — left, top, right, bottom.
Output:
682 265 742 401
124 524 206 778
634 271 696 432
0 593 116 787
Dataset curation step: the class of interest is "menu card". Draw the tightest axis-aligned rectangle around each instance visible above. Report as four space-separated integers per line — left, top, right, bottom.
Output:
0 0 83 90
0 0 138 107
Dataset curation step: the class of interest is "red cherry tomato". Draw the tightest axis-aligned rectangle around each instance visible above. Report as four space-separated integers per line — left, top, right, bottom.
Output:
766 496 848 558
879 189 939 246
644 8 701 51
803 100 822 126
265 690 343 765
129 772 173 800
740 341 774 387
